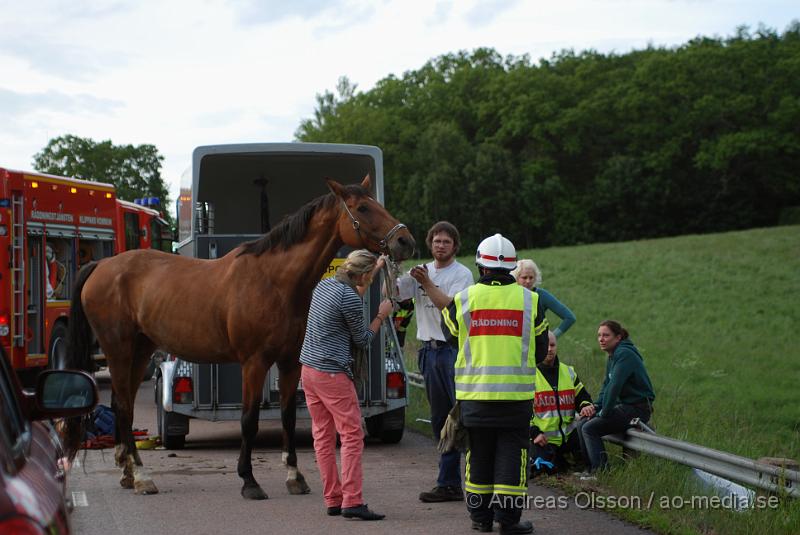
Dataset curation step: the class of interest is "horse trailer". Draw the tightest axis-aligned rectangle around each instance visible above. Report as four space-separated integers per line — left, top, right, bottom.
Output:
154 143 408 448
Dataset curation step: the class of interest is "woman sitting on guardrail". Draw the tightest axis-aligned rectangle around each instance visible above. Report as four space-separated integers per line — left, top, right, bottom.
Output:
577 320 655 474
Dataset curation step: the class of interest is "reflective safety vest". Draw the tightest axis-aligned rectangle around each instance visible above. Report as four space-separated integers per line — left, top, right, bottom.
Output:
443 283 547 401
531 363 584 446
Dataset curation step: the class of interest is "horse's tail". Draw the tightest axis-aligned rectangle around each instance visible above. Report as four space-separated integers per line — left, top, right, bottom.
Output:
67 261 99 372
63 261 100 460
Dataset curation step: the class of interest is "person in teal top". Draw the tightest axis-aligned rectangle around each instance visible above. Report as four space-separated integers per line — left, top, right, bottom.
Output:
577 320 655 473
512 259 576 337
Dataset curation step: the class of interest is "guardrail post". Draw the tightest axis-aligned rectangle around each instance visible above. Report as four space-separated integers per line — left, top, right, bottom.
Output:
756 457 799 501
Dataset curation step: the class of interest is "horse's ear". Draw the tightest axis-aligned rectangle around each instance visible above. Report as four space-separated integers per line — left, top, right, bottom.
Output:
326 178 345 199
360 174 372 190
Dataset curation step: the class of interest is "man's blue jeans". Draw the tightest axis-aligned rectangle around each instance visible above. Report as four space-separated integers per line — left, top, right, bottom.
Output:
419 342 461 488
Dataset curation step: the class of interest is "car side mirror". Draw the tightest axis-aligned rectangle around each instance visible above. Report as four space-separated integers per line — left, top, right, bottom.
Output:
34 370 98 419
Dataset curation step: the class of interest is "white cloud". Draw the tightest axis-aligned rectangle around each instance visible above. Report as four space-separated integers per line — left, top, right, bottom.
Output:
0 0 796 205
0 88 121 117
228 0 350 25
464 0 521 27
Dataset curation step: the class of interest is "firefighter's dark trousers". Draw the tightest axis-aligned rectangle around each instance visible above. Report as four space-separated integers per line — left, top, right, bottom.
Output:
465 425 529 526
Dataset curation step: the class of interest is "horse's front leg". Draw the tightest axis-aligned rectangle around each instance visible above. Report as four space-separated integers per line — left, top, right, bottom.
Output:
279 362 310 495
238 358 268 500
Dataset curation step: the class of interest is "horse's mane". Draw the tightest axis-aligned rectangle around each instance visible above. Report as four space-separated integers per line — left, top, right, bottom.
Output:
237 183 369 257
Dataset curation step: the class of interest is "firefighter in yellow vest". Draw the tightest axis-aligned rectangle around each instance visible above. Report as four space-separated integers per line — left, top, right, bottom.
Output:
530 330 593 477
441 234 548 535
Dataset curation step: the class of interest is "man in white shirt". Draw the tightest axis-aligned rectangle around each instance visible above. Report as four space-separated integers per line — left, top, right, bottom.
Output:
397 221 474 503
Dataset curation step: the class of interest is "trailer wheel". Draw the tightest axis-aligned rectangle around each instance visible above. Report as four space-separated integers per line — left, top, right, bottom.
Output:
365 407 405 444
47 322 69 370
155 374 187 449
379 423 404 444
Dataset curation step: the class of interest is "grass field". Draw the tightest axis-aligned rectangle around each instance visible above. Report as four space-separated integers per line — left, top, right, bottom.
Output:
400 225 800 535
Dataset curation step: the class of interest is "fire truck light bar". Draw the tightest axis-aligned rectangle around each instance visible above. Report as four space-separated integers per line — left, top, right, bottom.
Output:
134 197 161 206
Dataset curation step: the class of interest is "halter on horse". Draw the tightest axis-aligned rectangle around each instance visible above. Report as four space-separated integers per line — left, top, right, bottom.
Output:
63 175 415 499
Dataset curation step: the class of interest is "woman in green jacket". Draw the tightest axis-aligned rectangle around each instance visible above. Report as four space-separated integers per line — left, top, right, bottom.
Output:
577 320 655 473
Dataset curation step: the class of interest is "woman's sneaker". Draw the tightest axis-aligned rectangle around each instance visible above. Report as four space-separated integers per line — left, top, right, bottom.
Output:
419 485 464 502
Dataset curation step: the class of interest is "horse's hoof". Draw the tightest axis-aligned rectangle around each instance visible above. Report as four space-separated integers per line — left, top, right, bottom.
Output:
242 483 268 500
134 479 159 495
286 477 311 495
120 474 134 489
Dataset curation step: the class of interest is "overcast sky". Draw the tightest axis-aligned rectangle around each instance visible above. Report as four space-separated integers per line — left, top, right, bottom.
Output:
1 0 796 206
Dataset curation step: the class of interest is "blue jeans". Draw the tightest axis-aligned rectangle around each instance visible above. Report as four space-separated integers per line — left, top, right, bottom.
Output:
419 342 461 488
578 404 651 472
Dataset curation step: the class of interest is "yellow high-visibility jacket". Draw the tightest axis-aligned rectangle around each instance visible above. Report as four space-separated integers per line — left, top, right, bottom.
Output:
442 282 548 401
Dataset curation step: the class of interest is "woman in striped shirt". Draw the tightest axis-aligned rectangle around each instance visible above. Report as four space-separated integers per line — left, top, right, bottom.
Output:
300 249 393 521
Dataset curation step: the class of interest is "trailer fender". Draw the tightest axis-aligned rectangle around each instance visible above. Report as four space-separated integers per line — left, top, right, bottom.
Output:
159 359 177 411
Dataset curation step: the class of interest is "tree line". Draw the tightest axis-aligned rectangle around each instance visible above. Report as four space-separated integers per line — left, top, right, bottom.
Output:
296 24 800 250
33 134 173 225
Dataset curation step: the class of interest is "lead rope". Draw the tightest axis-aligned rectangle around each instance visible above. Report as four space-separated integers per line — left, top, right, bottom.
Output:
381 256 400 305
379 257 405 358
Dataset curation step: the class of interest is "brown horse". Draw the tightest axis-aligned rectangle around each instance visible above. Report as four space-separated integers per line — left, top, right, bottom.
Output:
63 176 415 499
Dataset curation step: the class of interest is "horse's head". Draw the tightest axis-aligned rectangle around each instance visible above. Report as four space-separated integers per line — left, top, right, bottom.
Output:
327 175 415 261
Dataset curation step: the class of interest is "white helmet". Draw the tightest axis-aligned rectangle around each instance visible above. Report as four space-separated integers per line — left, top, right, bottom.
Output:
46 244 55 262
475 233 517 271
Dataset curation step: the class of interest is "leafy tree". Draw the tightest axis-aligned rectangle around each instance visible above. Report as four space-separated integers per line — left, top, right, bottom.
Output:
295 76 358 140
33 134 172 223
297 25 800 249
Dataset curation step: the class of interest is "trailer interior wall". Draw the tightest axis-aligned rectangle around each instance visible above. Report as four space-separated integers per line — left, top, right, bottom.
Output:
196 152 380 235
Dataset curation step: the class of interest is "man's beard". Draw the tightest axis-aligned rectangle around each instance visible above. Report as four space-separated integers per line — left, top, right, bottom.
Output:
433 251 455 263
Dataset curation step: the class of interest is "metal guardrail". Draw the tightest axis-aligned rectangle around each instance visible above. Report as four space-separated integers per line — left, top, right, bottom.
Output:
606 425 799 498
407 371 424 388
406 373 799 498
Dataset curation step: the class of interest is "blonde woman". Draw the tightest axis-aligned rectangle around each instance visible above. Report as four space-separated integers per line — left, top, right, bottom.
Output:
511 259 575 337
300 249 393 520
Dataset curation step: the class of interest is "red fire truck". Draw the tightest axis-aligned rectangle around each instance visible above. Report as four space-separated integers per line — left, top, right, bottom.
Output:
116 198 171 254
0 167 171 379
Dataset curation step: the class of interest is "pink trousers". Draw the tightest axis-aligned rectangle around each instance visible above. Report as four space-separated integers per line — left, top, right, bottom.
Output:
301 366 364 508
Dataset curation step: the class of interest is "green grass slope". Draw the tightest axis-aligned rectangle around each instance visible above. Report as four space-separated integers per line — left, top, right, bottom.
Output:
401 225 800 534
532 225 799 459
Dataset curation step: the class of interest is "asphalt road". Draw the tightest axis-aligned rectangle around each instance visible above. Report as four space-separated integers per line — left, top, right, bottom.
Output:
68 374 654 535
